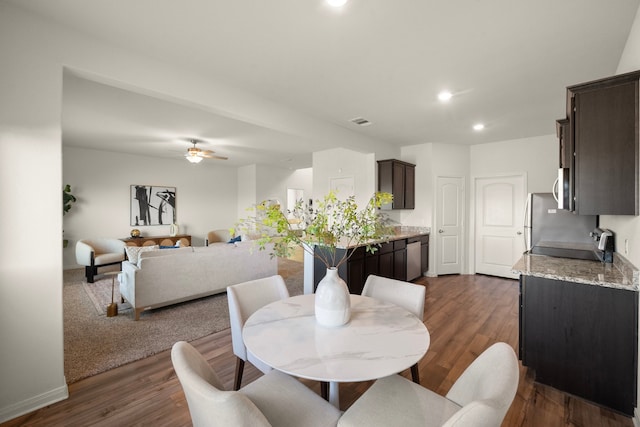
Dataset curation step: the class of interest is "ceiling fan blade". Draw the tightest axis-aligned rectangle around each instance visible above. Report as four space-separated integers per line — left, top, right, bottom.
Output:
183 140 228 161
200 152 228 160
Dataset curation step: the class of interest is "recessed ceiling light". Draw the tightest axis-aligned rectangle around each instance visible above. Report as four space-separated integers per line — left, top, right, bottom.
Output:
473 123 485 131
326 0 348 7
437 91 453 102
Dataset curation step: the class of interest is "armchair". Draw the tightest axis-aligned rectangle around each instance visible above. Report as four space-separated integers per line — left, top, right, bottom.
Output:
76 238 126 283
205 229 232 246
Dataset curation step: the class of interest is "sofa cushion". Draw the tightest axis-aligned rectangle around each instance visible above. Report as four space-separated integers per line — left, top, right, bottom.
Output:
125 245 159 264
138 246 194 264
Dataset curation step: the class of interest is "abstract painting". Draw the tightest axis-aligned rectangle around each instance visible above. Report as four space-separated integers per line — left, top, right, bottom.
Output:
130 185 176 226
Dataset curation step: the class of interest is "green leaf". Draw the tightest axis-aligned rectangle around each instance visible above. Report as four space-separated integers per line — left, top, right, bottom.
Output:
233 191 394 268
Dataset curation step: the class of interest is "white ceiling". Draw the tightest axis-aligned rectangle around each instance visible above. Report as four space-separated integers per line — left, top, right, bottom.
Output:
12 0 640 168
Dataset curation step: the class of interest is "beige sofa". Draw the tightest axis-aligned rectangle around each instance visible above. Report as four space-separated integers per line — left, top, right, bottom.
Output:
119 242 277 320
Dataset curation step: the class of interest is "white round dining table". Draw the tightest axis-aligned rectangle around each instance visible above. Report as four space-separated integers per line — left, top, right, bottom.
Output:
243 294 430 408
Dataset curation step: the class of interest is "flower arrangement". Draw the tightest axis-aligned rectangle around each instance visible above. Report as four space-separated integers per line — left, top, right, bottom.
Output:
232 191 394 269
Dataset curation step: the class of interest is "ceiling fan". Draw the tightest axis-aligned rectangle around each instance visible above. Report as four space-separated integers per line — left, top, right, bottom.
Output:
184 139 228 164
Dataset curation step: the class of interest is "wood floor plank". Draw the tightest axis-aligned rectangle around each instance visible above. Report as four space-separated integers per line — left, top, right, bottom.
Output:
1 274 633 427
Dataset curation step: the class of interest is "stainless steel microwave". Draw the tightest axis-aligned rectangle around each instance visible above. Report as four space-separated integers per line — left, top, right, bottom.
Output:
555 167 571 210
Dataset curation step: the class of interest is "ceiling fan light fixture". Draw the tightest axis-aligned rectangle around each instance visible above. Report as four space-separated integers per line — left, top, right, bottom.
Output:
186 154 203 163
438 90 453 102
326 0 348 7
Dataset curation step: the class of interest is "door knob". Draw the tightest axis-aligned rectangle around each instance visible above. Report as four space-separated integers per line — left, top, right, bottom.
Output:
516 231 522 235
438 229 444 233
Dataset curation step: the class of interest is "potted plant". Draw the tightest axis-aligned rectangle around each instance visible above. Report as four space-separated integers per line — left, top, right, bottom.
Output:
63 184 77 248
233 191 394 327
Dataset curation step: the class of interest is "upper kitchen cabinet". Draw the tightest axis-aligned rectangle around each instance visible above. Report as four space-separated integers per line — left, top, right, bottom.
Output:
566 71 640 215
378 159 415 210
556 118 571 169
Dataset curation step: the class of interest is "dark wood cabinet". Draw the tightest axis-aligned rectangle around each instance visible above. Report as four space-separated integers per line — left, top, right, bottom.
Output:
377 242 394 278
404 164 415 209
378 159 416 210
347 256 366 295
519 275 638 415
564 71 640 215
393 239 407 281
313 234 429 293
314 246 367 295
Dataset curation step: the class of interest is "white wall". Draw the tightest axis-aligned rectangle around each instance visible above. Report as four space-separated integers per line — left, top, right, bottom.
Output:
234 165 312 221
0 3 397 422
63 146 238 266
312 148 381 208
237 165 257 220
255 164 312 210
287 167 313 206
0 6 68 420
470 135 558 194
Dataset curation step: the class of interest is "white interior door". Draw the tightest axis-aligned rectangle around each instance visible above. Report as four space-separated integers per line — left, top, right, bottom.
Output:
436 176 463 275
474 175 526 279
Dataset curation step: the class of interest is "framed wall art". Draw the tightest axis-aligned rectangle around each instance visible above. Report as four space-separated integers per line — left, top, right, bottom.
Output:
130 185 176 226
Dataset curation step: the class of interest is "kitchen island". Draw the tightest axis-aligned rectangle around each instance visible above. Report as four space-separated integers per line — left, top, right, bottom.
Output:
304 226 430 294
513 252 639 415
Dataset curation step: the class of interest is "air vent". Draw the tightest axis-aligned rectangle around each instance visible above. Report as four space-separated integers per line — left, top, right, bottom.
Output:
350 117 372 126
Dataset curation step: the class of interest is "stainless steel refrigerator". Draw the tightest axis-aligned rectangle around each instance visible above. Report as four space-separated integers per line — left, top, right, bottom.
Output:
524 193 598 260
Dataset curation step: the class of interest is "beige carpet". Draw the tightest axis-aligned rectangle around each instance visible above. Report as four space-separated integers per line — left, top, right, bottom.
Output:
64 258 303 384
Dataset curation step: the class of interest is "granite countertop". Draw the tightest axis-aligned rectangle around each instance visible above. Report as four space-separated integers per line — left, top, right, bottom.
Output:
512 252 639 291
389 226 431 239
336 226 430 249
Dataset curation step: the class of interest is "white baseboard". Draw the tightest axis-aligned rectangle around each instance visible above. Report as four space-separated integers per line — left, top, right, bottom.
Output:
633 407 640 427
0 381 68 423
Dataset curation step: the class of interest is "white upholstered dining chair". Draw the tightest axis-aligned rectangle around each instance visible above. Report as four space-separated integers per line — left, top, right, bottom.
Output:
171 341 341 427
338 342 520 427
227 275 290 390
361 274 426 383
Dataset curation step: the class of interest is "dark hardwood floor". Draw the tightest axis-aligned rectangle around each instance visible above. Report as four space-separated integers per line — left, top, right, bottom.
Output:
2 274 633 426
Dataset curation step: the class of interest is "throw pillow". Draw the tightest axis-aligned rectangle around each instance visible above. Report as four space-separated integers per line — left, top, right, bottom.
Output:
125 245 159 264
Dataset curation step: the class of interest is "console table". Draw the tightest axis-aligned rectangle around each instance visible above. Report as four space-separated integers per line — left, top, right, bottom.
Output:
121 234 191 247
